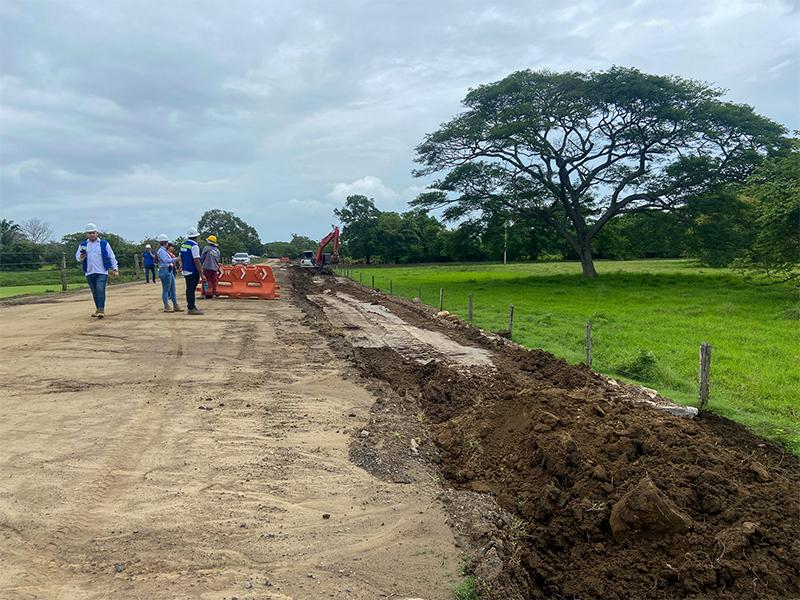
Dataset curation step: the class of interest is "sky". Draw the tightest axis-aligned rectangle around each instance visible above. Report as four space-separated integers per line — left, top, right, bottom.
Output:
1 0 798 244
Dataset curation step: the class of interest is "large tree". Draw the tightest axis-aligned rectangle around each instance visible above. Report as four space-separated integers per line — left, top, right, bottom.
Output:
413 67 787 277
334 195 380 264
20 218 53 244
197 209 263 258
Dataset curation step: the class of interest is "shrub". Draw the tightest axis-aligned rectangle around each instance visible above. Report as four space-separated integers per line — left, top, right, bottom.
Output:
617 349 661 381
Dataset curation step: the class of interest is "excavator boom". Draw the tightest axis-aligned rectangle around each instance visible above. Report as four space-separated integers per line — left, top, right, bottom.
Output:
315 225 340 270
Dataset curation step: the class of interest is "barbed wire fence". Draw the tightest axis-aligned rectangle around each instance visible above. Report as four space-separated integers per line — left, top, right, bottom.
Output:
0 250 147 292
336 266 713 411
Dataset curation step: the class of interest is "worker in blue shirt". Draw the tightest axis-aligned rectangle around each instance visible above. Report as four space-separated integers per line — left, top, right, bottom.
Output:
143 244 156 283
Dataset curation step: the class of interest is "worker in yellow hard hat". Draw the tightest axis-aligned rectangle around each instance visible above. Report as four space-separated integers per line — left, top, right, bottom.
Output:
201 235 222 299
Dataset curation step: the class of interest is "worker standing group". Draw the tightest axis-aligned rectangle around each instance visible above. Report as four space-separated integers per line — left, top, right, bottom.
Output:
76 223 224 319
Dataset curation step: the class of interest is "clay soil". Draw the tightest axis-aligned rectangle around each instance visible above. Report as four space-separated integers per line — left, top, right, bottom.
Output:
294 270 800 600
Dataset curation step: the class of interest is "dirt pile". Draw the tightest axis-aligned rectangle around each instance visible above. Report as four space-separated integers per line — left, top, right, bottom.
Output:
295 271 800 599
428 355 799 599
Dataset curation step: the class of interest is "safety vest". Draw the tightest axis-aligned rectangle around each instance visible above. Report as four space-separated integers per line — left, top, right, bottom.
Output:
80 239 112 274
180 239 199 274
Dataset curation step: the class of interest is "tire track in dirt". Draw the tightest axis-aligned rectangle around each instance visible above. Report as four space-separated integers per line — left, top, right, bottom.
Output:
1 314 185 599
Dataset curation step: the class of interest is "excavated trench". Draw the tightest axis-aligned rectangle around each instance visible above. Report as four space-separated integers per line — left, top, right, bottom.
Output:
294 269 800 600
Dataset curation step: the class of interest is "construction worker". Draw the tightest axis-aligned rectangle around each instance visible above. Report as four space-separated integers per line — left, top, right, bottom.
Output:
142 244 156 284
156 234 182 312
180 228 206 315
201 235 222 298
75 223 119 319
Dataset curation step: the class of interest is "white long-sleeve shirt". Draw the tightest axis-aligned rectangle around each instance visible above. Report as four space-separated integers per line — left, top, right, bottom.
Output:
75 239 118 275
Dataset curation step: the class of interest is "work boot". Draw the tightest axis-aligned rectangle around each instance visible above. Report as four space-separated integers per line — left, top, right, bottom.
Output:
172 304 184 312
96 309 105 320
187 308 204 315
91 310 99 318
163 306 171 313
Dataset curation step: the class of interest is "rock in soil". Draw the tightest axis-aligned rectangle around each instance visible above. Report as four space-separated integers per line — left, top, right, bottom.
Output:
609 475 693 542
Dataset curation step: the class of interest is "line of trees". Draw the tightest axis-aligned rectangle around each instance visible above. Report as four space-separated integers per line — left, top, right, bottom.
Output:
0 210 268 271
330 140 799 283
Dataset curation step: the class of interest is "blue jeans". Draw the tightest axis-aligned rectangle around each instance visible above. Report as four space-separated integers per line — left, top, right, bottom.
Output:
86 273 108 310
145 264 156 283
159 267 177 307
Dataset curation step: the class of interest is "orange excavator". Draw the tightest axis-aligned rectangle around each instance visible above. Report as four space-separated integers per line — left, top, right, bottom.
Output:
301 225 340 272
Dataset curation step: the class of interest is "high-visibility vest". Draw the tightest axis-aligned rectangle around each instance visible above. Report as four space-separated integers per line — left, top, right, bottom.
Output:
80 239 112 273
180 239 199 274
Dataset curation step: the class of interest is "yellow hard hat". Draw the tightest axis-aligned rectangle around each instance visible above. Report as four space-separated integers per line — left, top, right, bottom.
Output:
207 235 218 244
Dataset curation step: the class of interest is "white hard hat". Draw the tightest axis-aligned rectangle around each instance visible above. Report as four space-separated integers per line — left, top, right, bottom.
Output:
85 222 98 233
156 234 169 242
145 244 151 248
187 227 199 237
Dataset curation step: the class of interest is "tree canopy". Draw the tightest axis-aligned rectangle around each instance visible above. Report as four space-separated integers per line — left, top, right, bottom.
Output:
413 67 788 277
334 195 380 264
197 209 263 258
737 145 800 283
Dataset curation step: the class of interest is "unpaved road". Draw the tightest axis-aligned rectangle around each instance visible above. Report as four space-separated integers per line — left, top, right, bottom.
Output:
0 277 461 599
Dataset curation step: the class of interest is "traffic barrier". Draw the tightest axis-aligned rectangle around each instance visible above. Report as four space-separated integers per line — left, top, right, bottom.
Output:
197 264 280 299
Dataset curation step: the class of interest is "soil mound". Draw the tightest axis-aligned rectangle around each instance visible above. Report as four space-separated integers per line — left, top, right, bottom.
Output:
428 362 799 599
295 271 800 599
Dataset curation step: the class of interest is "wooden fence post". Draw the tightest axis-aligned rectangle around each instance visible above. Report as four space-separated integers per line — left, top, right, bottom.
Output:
60 253 68 291
468 294 473 322
418 287 422 301
389 280 393 295
133 254 140 278
508 304 514 338
371 274 375 290
699 342 712 410
585 321 593 367
439 288 444 311
359 273 363 285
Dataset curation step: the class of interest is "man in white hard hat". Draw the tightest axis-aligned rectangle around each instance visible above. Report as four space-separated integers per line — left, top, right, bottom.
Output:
180 228 206 315
75 223 119 319
142 243 156 284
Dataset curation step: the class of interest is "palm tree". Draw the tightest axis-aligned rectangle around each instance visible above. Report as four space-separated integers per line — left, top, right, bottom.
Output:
0 219 22 246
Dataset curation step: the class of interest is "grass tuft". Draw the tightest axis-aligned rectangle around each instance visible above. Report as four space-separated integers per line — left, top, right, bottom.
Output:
454 576 479 600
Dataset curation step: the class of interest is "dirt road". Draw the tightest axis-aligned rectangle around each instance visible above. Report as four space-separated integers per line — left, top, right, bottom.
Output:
0 278 461 599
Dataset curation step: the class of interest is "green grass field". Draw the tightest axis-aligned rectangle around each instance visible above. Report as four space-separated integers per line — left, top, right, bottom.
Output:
0 283 88 298
0 266 138 299
343 259 800 454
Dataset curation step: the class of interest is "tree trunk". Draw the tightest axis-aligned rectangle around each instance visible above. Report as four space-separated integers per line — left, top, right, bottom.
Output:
578 241 597 278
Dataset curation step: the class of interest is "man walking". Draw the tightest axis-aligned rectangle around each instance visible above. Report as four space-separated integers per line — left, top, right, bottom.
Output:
201 235 222 298
75 223 119 319
142 244 156 283
180 228 206 315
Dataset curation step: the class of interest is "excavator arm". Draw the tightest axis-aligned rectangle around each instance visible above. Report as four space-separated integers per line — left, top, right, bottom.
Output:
315 225 340 268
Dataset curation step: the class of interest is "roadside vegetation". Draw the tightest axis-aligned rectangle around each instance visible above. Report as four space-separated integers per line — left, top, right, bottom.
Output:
344 259 800 454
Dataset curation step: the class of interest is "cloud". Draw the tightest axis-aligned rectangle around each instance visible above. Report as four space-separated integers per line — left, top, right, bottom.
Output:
0 0 797 243
327 176 400 204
